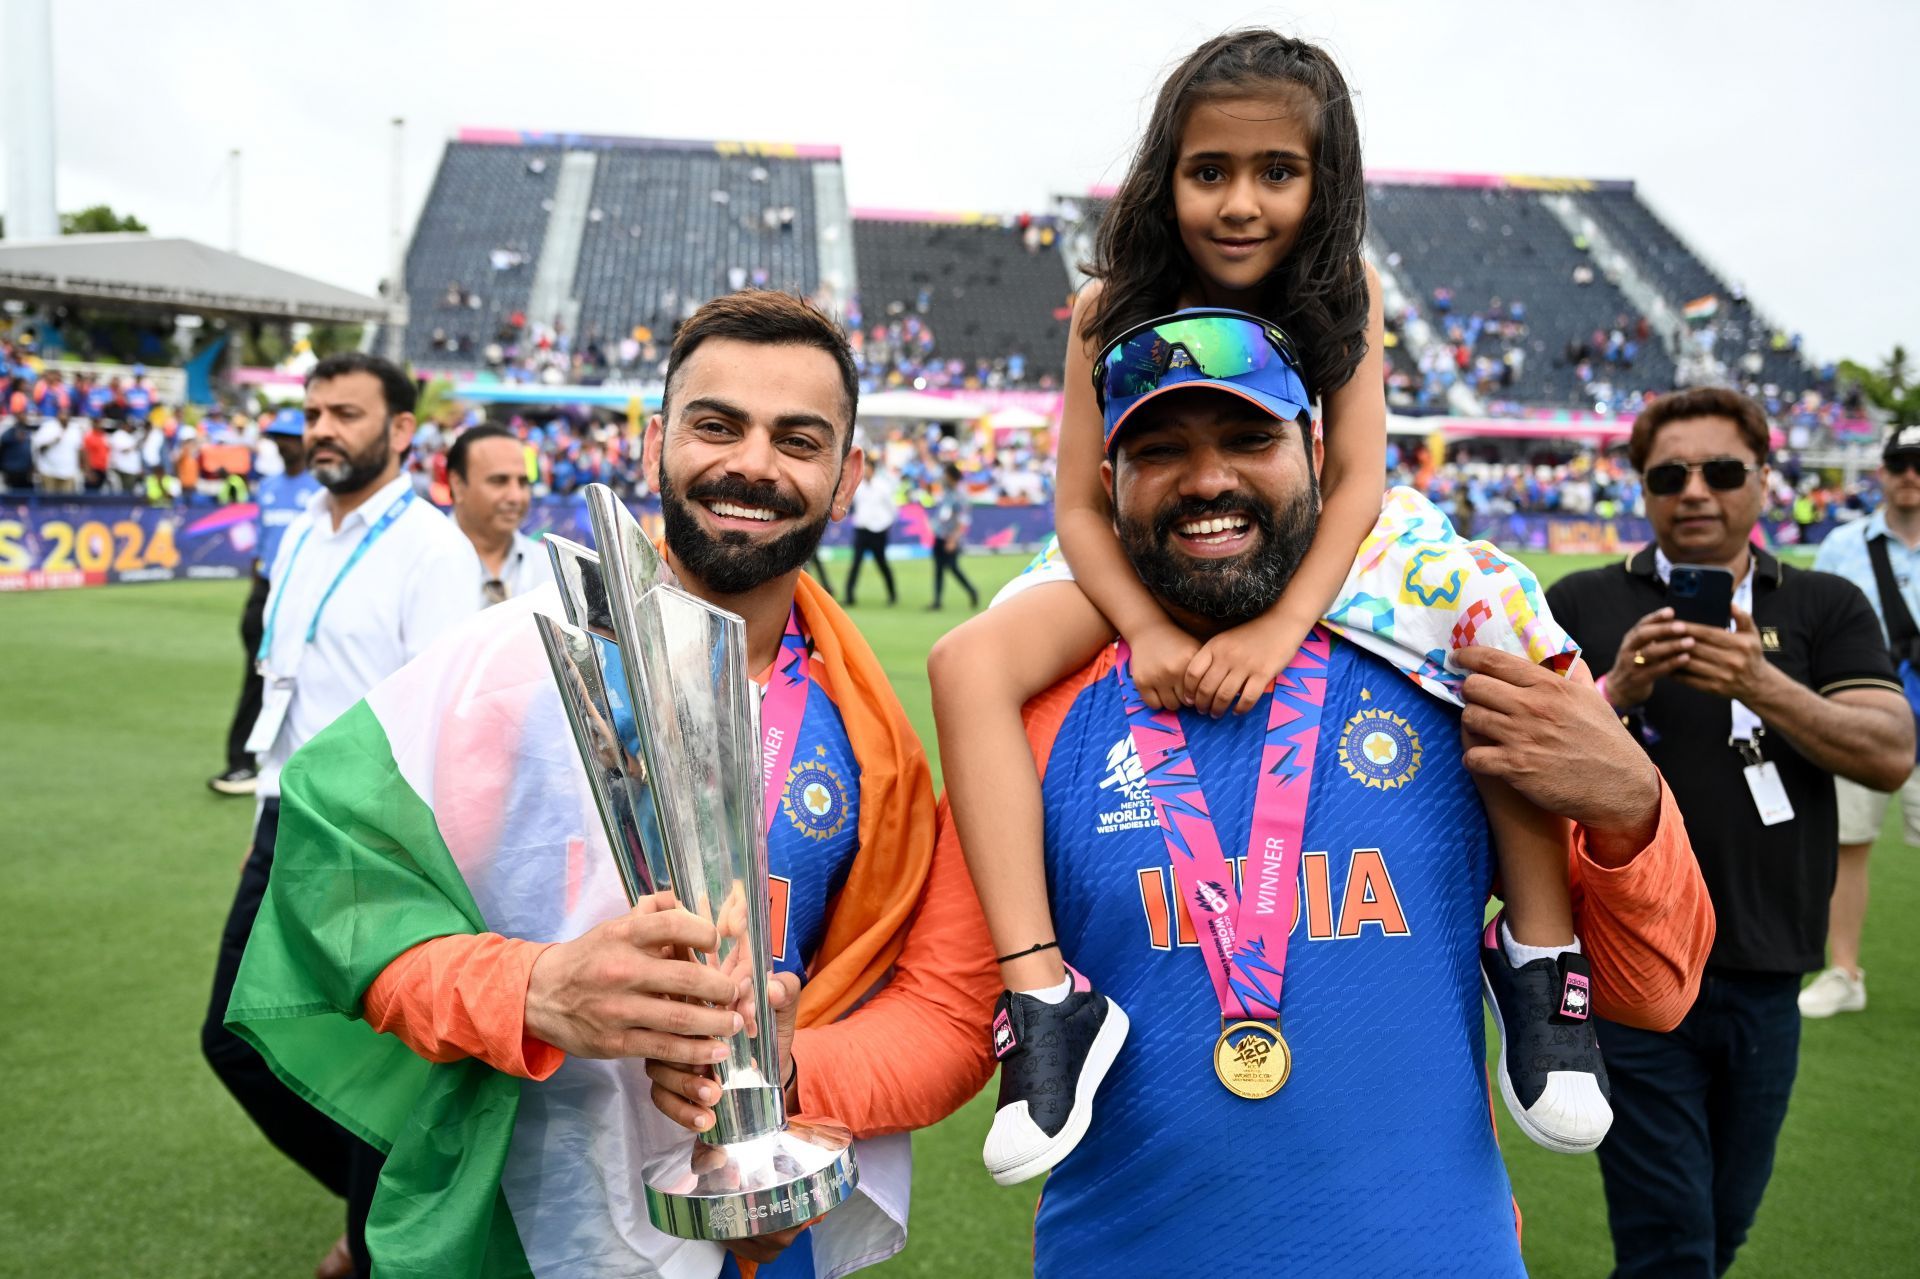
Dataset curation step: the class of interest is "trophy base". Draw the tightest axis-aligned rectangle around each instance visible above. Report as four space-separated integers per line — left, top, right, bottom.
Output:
644 1119 858 1240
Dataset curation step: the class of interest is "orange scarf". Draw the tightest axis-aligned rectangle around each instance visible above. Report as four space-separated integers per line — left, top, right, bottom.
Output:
786 571 937 1028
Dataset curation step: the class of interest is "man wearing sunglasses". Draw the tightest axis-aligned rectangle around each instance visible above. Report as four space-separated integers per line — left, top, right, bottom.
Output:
1801 424 1920 1019
1546 386 1913 1279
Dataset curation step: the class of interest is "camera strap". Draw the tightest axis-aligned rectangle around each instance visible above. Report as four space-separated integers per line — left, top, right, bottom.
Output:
1866 533 1920 665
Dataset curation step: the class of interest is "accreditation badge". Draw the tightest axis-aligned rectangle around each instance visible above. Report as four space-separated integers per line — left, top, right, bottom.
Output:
1213 1020 1291 1099
245 675 297 755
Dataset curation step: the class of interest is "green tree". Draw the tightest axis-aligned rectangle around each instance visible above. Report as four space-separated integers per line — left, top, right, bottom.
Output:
414 376 460 427
1839 345 1920 425
59 205 150 235
308 324 364 358
240 322 290 368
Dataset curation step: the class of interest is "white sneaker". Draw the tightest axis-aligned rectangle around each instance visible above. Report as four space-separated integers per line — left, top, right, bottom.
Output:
1798 966 1866 1018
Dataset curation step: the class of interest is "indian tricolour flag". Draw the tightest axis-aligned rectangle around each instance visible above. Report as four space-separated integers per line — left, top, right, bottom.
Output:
1683 294 1720 322
228 588 908 1279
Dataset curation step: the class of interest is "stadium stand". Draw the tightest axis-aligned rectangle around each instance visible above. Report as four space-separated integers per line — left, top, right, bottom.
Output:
1366 179 1678 409
1575 187 1816 396
572 147 820 349
851 212 1072 382
403 131 841 372
393 143 1826 419
404 141 564 365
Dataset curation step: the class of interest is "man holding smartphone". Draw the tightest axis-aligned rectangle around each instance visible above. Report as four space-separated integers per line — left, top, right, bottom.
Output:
1546 387 1913 1279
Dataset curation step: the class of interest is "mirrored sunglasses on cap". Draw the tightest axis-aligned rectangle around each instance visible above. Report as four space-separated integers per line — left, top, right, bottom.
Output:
1094 308 1314 452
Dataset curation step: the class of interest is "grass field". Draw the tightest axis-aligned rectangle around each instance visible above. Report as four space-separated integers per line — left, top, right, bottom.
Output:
2 550 1915 1277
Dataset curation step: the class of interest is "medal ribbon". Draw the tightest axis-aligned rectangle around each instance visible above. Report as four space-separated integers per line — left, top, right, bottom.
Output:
1116 628 1331 1020
758 606 812 830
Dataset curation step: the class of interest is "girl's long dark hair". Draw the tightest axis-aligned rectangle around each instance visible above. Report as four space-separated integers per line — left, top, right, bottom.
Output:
1085 30 1369 400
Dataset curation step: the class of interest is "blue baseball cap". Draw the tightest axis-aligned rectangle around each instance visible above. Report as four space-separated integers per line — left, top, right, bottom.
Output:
266 408 307 438
1095 307 1314 454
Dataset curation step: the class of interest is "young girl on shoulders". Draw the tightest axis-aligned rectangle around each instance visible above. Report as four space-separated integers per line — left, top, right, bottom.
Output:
929 28 1609 1185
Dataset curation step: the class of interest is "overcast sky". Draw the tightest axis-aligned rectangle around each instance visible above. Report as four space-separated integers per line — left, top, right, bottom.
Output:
8 0 1915 364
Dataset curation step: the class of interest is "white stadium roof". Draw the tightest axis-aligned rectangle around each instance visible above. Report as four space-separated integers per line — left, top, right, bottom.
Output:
0 233 387 324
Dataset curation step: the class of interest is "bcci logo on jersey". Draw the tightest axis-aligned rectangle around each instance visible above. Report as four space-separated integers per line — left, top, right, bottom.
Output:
1336 708 1423 790
1095 736 1159 835
782 745 849 841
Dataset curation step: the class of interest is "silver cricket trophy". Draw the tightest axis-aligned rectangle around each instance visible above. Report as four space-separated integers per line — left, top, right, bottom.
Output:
534 483 857 1240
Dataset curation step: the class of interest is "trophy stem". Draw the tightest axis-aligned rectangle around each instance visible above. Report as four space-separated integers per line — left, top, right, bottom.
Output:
546 487 859 1240
706 1081 784 1146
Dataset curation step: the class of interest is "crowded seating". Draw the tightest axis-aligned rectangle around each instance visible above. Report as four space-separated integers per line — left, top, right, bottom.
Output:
403 136 830 378
849 214 1072 388
1367 182 1679 410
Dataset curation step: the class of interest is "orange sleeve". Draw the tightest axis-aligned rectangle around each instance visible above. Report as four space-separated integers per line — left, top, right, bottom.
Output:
791 658 1109 1136
362 933 566 1081
1567 777 1715 1032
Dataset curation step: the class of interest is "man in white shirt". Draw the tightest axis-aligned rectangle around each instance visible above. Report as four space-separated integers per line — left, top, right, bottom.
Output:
108 421 145 493
200 352 478 1279
845 447 898 606
446 422 554 605
138 420 167 481
33 413 84 492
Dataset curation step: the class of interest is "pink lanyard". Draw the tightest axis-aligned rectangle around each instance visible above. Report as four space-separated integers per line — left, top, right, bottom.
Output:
759 606 812 830
1115 629 1331 1021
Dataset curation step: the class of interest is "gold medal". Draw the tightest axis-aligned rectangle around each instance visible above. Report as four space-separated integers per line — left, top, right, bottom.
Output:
1213 1020 1291 1099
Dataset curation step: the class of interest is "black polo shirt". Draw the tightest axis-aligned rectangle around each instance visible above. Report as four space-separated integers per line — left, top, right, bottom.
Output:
1547 545 1900 975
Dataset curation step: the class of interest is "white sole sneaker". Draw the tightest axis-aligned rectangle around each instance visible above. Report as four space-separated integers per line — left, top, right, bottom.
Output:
1481 964 1612 1155
983 999 1129 1186
1797 967 1866 1018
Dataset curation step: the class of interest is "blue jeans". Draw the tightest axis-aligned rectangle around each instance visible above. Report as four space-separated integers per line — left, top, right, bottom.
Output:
1594 971 1802 1278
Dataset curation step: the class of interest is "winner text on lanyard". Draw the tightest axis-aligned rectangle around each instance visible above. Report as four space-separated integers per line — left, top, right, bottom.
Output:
1116 628 1331 1099
757 606 813 830
245 490 415 755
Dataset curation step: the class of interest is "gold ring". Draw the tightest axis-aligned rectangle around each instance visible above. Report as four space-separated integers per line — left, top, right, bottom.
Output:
1633 653 1647 666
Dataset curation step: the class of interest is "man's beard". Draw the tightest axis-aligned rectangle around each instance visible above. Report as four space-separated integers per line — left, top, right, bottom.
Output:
1116 485 1320 629
658 464 830 595
309 430 390 495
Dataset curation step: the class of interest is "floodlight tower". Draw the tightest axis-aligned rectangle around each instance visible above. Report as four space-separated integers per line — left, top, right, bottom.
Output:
385 116 408 361
4 0 60 240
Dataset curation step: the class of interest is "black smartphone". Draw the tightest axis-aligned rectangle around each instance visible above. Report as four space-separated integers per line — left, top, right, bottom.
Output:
1666 564 1735 628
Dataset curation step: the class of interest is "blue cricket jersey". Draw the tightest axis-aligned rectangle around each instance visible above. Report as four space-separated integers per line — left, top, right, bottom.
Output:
719 651 863 1279
1026 637 1521 1277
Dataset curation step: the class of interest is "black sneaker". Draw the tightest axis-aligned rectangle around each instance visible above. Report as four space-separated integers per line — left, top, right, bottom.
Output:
207 767 258 796
980 968 1129 1186
1479 914 1612 1154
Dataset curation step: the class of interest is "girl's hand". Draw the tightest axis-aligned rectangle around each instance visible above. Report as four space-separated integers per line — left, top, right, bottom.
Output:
1125 621 1203 711
1185 610 1312 717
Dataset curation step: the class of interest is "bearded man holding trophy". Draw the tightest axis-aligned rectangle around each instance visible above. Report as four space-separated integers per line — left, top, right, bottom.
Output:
226 292 1002 1278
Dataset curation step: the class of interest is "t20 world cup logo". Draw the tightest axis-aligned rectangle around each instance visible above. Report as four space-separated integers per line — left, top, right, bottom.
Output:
1195 880 1231 914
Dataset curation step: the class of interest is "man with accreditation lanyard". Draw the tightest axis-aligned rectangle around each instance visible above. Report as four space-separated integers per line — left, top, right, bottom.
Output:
1548 386 1912 1278
892 310 1713 1274
200 352 476 1279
